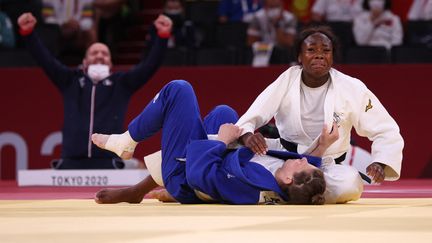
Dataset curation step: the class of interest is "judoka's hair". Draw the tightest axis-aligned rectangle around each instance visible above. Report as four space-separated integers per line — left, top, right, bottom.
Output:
284 169 326 205
294 25 340 61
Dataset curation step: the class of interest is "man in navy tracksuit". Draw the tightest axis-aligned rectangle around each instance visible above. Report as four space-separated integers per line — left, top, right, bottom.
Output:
17 12 172 169
92 80 332 205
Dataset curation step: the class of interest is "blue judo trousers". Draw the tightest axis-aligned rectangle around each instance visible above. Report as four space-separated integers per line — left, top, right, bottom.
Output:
128 80 317 204
128 80 239 203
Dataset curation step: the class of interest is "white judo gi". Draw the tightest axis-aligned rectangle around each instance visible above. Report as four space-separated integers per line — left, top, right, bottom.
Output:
235 65 404 203
353 10 403 50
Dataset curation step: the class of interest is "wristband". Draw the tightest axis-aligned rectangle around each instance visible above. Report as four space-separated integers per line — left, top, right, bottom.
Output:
19 28 33 36
157 31 171 39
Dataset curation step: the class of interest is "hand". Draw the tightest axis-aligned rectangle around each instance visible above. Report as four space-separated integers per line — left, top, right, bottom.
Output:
366 162 386 183
18 12 37 31
318 122 339 149
241 132 267 155
310 123 339 157
154 14 173 35
217 123 243 145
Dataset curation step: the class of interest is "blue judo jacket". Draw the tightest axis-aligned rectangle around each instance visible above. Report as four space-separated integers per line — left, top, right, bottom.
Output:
186 140 289 204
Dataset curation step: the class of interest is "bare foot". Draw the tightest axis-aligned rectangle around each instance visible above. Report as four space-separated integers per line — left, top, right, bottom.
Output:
146 189 177 202
92 133 135 160
94 187 145 204
91 133 109 149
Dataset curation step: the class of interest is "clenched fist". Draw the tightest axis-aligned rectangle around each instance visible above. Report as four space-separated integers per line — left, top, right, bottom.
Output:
18 12 37 32
217 123 243 145
154 14 173 37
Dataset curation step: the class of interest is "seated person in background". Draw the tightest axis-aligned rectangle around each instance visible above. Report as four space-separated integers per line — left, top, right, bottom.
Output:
311 0 363 22
41 0 97 52
148 0 196 49
406 0 432 48
17 12 172 169
247 0 297 48
218 0 263 24
353 0 403 50
0 8 15 49
92 80 336 205
247 0 297 66
407 0 432 20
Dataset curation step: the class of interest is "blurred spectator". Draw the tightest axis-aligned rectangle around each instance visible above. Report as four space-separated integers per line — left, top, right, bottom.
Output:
406 0 432 48
311 0 363 22
93 0 134 51
18 12 172 169
283 0 315 24
149 0 197 49
247 0 296 66
0 8 15 48
353 0 403 50
41 0 97 53
247 0 297 48
407 0 432 20
218 0 262 23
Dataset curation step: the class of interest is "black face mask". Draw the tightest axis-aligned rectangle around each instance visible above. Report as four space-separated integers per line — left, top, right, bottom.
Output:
164 13 184 28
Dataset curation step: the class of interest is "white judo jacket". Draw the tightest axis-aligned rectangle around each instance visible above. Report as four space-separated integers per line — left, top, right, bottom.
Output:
236 65 404 180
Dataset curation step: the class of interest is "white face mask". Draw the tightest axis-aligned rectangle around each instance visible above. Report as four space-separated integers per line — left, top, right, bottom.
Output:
369 0 385 11
267 7 281 19
87 64 110 82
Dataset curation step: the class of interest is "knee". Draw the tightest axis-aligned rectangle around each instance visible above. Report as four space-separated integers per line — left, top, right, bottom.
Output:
166 80 194 96
211 105 239 121
323 165 364 204
203 105 239 134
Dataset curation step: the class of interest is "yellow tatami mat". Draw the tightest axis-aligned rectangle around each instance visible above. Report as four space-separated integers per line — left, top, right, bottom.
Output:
0 198 431 243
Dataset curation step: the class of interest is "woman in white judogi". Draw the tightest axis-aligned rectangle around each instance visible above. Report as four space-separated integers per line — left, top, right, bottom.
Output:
236 25 404 204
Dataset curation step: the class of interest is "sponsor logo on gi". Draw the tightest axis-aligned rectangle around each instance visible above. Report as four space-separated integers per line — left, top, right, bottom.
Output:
365 99 373 112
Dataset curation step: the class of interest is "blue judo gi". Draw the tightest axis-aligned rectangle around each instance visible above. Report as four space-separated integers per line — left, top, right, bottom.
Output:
128 80 316 204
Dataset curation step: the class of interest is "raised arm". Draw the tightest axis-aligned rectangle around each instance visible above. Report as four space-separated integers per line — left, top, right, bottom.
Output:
120 15 172 92
18 13 76 90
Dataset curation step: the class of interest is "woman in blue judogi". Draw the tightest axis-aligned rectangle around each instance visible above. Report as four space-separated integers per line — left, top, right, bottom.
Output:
92 80 333 205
